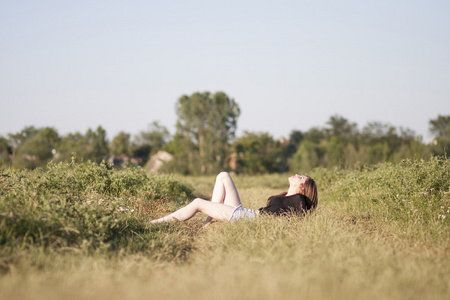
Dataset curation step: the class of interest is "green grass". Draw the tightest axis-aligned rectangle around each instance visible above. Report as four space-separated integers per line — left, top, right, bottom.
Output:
1 158 449 300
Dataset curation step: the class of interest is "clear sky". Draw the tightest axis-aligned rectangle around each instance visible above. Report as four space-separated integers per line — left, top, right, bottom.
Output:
1 0 449 142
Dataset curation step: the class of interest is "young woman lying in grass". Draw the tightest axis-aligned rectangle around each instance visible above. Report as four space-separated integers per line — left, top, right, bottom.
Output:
150 172 318 225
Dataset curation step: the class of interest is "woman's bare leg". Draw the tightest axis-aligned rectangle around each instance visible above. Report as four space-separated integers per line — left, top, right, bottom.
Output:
204 172 242 225
211 172 242 206
149 198 235 224
150 172 241 225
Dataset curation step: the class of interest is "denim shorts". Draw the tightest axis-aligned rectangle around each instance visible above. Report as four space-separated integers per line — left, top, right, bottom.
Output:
229 205 257 222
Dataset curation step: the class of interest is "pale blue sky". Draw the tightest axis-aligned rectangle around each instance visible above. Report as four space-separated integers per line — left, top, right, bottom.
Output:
1 0 449 142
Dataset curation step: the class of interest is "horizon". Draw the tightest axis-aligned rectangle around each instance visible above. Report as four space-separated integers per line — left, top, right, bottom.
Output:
0 112 440 144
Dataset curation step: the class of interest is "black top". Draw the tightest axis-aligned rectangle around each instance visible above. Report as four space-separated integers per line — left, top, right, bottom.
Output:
258 193 314 216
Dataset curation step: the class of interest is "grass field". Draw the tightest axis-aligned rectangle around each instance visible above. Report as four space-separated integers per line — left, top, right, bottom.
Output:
0 158 449 300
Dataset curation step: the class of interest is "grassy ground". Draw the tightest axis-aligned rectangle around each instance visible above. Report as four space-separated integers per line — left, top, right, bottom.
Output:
0 159 449 300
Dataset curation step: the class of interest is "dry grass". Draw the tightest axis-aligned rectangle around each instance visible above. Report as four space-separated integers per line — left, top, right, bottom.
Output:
1 161 449 300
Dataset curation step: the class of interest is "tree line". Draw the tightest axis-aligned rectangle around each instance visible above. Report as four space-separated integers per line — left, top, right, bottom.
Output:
1 91 449 174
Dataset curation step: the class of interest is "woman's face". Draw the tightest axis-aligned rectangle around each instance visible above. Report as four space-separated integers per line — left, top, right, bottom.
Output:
288 174 308 187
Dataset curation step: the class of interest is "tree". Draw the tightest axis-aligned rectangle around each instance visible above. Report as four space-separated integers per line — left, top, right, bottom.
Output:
361 122 423 163
111 131 132 156
161 133 193 174
429 115 450 156
0 136 12 166
55 127 110 163
278 130 304 172
175 91 240 174
343 143 368 169
56 132 89 162
325 115 358 143
133 121 170 165
85 126 109 163
8 126 39 159
13 127 60 169
429 115 450 138
232 131 280 174
303 127 326 144
290 140 321 172
324 136 342 167
323 115 359 167
290 130 304 146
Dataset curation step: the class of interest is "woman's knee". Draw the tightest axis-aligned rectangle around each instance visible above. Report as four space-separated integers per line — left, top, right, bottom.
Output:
192 198 209 214
192 198 203 205
192 198 210 209
217 171 231 182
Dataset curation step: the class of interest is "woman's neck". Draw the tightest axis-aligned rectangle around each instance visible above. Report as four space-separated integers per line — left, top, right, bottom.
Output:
286 186 301 196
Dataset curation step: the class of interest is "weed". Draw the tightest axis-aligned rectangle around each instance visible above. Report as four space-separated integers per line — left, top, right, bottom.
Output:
0 159 195 262
1 158 449 300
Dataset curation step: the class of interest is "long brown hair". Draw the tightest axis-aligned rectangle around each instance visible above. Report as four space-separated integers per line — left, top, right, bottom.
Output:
303 177 318 209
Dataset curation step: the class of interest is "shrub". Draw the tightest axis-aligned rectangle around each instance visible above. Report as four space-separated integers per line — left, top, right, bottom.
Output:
0 159 195 257
324 157 450 241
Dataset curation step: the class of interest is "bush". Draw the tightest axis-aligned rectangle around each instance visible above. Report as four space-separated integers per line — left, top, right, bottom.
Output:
323 156 450 241
0 159 195 257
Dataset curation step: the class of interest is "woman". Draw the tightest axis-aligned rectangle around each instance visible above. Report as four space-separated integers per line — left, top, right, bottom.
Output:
149 172 318 225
